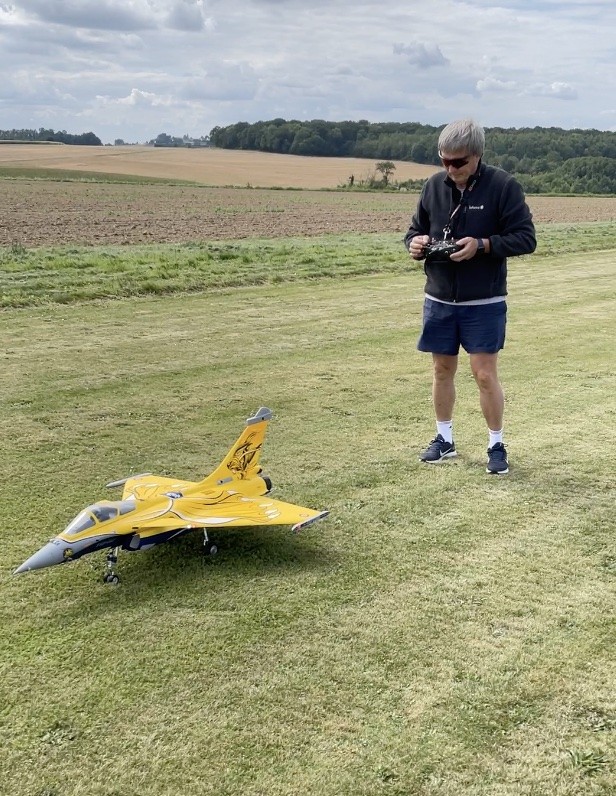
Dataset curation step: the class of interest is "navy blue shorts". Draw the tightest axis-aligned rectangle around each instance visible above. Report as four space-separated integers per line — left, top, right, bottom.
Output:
417 298 507 355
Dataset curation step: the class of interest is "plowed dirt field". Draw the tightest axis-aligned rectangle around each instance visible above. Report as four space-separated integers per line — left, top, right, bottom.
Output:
1 181 615 248
1 144 614 246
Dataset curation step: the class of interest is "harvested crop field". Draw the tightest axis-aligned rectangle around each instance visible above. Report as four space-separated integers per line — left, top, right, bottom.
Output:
2 181 615 247
0 144 440 189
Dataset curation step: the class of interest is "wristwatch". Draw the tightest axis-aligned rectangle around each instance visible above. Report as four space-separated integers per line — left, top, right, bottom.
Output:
476 238 485 254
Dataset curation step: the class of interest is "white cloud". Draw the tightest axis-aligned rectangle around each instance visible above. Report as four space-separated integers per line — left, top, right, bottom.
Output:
476 78 518 93
16 0 158 31
393 42 449 69
110 89 175 108
526 81 578 100
166 1 214 32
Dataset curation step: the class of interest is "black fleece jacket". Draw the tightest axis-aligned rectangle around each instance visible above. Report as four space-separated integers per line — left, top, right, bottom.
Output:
404 162 536 302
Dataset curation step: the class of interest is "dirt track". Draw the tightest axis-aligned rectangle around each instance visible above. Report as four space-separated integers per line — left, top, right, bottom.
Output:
1 181 615 248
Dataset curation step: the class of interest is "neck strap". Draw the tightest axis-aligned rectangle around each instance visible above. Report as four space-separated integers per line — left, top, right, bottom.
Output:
443 165 481 239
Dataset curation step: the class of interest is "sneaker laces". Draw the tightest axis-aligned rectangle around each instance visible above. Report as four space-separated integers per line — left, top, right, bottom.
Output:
489 444 507 461
426 434 446 453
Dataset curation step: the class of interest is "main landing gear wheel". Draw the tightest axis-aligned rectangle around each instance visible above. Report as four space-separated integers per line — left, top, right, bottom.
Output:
203 530 218 557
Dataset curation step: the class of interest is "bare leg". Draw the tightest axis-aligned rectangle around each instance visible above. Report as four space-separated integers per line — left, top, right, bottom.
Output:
469 353 504 431
432 354 458 421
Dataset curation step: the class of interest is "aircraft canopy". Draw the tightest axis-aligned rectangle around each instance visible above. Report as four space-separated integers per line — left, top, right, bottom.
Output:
64 499 137 536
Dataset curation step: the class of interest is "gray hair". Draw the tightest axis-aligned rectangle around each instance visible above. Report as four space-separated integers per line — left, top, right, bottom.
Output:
438 119 485 156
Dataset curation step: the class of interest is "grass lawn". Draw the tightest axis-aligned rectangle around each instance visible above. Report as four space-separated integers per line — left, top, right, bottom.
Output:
0 241 615 795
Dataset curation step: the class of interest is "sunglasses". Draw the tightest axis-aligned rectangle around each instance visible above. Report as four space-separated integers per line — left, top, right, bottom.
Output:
439 154 470 169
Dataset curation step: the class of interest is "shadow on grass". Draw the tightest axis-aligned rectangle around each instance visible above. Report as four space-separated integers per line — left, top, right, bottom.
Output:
68 524 336 609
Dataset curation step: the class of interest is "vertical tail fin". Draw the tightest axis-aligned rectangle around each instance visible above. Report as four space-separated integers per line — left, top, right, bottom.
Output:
199 407 274 487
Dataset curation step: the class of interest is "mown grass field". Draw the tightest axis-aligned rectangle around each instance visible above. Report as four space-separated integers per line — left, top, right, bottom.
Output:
1 206 615 795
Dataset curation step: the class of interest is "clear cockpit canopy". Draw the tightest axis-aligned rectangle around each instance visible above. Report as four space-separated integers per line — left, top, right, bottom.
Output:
63 499 137 536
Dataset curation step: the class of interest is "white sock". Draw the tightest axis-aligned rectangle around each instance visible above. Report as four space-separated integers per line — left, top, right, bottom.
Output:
437 420 453 443
489 429 504 448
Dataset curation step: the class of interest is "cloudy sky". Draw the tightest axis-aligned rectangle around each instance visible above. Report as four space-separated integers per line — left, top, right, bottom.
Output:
1 0 615 144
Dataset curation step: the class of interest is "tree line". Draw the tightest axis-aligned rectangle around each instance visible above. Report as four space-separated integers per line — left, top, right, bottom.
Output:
209 119 616 195
2 123 614 194
0 128 102 145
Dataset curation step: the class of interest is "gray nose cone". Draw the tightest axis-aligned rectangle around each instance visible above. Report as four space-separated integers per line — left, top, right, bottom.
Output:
13 540 71 574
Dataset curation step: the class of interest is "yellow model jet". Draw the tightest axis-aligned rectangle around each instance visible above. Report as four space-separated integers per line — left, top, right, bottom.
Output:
14 407 328 583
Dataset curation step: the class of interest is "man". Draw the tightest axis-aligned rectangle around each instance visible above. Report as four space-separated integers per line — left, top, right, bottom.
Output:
404 119 536 474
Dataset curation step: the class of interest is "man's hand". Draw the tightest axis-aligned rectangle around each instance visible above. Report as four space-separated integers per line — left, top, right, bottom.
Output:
449 237 486 261
409 235 430 260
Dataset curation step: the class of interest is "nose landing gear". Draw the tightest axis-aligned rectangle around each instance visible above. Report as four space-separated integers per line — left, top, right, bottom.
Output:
102 547 121 584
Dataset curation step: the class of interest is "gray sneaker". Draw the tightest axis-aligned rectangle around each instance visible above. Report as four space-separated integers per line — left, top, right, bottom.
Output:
486 442 509 474
420 434 457 463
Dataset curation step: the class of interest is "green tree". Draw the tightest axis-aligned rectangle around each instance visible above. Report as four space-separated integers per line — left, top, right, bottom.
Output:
411 141 429 162
376 161 396 184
